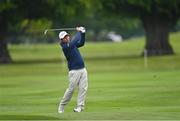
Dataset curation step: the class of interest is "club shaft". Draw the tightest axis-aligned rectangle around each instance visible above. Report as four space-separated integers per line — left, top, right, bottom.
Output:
44 28 77 35
48 28 76 31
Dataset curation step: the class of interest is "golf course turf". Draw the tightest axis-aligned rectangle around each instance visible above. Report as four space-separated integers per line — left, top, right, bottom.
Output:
0 32 180 120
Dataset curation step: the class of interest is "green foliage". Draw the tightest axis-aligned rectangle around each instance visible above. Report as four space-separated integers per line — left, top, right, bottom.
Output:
1 0 180 43
0 0 15 12
99 0 180 17
0 0 148 43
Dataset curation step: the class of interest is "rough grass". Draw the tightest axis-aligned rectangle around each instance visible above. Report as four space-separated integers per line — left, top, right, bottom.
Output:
0 32 180 120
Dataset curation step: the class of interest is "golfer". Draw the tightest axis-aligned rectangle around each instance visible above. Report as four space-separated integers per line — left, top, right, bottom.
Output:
58 27 88 113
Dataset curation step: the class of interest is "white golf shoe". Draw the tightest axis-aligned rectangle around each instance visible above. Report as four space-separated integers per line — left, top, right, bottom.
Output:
58 105 64 114
73 107 84 112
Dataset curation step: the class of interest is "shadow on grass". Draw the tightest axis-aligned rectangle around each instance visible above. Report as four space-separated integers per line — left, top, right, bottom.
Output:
13 59 61 65
11 55 141 65
0 115 60 120
86 55 141 61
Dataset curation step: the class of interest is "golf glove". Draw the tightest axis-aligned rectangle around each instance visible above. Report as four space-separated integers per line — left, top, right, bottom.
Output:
77 27 86 33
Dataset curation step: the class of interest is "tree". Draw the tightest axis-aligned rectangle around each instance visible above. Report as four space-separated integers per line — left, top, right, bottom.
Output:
0 1 13 63
0 0 87 64
0 0 55 63
97 0 180 56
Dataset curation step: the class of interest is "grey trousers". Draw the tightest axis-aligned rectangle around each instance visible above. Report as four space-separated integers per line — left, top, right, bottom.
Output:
59 68 88 108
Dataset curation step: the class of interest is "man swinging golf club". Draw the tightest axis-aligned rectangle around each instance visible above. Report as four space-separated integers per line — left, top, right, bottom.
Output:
58 27 88 113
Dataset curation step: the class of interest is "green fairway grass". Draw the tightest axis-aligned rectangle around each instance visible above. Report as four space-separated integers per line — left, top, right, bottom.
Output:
0 32 180 120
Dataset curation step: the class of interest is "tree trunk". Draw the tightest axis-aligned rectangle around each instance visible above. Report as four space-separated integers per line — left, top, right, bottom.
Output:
142 15 175 56
0 12 12 64
0 39 12 64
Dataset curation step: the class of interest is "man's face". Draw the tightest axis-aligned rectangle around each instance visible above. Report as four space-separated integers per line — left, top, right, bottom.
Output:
62 35 70 43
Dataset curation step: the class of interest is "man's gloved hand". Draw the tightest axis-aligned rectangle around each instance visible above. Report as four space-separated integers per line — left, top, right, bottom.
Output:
76 27 86 33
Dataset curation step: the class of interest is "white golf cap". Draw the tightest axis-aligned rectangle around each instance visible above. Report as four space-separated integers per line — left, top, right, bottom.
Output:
59 31 69 39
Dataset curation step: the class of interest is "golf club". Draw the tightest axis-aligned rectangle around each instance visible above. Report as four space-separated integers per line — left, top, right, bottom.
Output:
44 28 76 35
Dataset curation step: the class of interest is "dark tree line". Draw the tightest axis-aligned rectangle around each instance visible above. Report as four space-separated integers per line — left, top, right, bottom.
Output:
97 0 180 55
1 0 180 63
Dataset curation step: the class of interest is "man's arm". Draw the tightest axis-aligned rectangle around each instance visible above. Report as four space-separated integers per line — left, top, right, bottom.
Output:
70 27 86 48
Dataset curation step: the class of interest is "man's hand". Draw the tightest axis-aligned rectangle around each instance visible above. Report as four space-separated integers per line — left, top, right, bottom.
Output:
76 27 86 33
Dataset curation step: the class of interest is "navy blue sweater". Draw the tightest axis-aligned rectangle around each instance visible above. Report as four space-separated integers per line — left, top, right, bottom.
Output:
60 32 85 71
